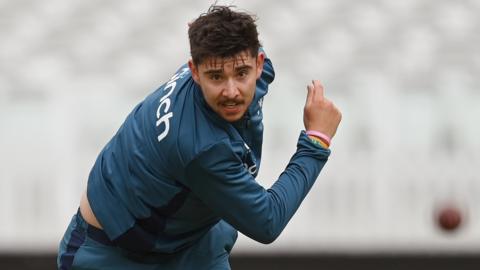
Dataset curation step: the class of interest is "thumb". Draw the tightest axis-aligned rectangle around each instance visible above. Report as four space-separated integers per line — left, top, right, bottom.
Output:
305 84 313 106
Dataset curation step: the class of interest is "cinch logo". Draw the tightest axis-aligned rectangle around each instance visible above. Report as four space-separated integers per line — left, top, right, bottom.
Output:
156 68 189 142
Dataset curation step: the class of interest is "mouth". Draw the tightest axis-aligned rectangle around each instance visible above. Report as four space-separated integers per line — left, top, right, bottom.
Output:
220 101 243 114
222 101 240 107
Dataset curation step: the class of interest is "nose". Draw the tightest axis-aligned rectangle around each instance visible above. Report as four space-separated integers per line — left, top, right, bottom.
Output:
223 79 238 98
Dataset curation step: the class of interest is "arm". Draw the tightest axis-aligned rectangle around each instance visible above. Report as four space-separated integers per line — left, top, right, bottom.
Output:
184 133 330 244
184 76 341 244
183 57 341 243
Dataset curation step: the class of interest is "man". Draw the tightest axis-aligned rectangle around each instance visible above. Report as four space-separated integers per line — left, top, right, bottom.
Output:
58 5 341 270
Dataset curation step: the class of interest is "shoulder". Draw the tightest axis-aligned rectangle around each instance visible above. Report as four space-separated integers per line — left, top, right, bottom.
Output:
259 48 275 85
254 48 275 102
175 113 231 167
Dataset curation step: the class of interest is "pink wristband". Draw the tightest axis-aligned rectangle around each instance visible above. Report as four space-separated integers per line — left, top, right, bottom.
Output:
306 130 331 146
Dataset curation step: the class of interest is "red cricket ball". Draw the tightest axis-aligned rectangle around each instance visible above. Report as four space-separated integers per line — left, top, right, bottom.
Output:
437 206 463 232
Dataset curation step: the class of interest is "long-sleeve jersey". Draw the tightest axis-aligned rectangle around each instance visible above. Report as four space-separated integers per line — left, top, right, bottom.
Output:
87 53 331 254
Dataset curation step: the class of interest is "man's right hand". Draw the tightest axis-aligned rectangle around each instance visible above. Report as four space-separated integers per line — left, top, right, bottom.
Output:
303 80 342 139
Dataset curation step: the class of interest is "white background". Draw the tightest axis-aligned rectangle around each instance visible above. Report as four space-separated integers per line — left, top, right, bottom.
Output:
0 0 479 254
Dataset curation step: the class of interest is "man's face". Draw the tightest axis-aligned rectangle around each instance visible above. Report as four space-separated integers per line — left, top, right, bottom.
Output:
189 51 264 122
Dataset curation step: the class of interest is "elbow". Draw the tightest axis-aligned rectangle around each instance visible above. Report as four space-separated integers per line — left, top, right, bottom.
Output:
257 236 277 245
254 228 281 245
244 220 281 244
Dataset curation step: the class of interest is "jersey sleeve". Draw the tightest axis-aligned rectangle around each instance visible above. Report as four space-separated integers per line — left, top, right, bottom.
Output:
183 131 330 244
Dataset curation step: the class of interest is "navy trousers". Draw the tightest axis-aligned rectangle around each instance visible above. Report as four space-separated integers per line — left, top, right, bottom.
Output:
57 211 238 270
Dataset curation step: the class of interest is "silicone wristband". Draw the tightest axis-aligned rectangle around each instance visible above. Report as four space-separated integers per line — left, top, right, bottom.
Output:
308 135 329 148
306 130 331 146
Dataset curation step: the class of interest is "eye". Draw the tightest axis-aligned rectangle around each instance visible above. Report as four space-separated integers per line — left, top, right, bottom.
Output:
210 74 222 81
238 69 249 78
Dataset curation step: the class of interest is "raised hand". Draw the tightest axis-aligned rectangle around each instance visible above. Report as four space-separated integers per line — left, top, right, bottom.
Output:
303 80 342 139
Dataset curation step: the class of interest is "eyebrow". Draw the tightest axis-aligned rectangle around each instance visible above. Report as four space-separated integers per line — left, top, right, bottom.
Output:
203 65 253 75
203 69 223 75
235 65 252 71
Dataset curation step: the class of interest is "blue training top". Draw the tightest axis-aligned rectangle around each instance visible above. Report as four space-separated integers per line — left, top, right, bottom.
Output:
87 52 331 254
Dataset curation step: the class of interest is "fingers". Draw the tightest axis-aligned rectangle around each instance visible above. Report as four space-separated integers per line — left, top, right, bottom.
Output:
306 80 325 106
303 79 341 138
312 80 324 100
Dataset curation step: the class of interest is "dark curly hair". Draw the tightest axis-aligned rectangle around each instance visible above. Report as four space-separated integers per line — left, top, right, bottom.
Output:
188 5 261 66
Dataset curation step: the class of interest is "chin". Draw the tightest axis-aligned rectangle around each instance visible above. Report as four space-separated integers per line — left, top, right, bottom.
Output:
220 112 245 122
223 115 243 122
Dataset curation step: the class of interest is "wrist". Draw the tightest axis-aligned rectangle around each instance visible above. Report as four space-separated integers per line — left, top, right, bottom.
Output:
306 130 331 147
307 135 329 148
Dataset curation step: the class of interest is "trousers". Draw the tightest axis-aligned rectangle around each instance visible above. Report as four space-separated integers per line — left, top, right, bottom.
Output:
57 211 238 270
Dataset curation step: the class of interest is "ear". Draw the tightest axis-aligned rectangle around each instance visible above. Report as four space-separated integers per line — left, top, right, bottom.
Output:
255 52 265 80
188 59 200 83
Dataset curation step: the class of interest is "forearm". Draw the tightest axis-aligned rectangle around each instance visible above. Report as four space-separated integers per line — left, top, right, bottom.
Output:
183 132 329 244
244 132 330 243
